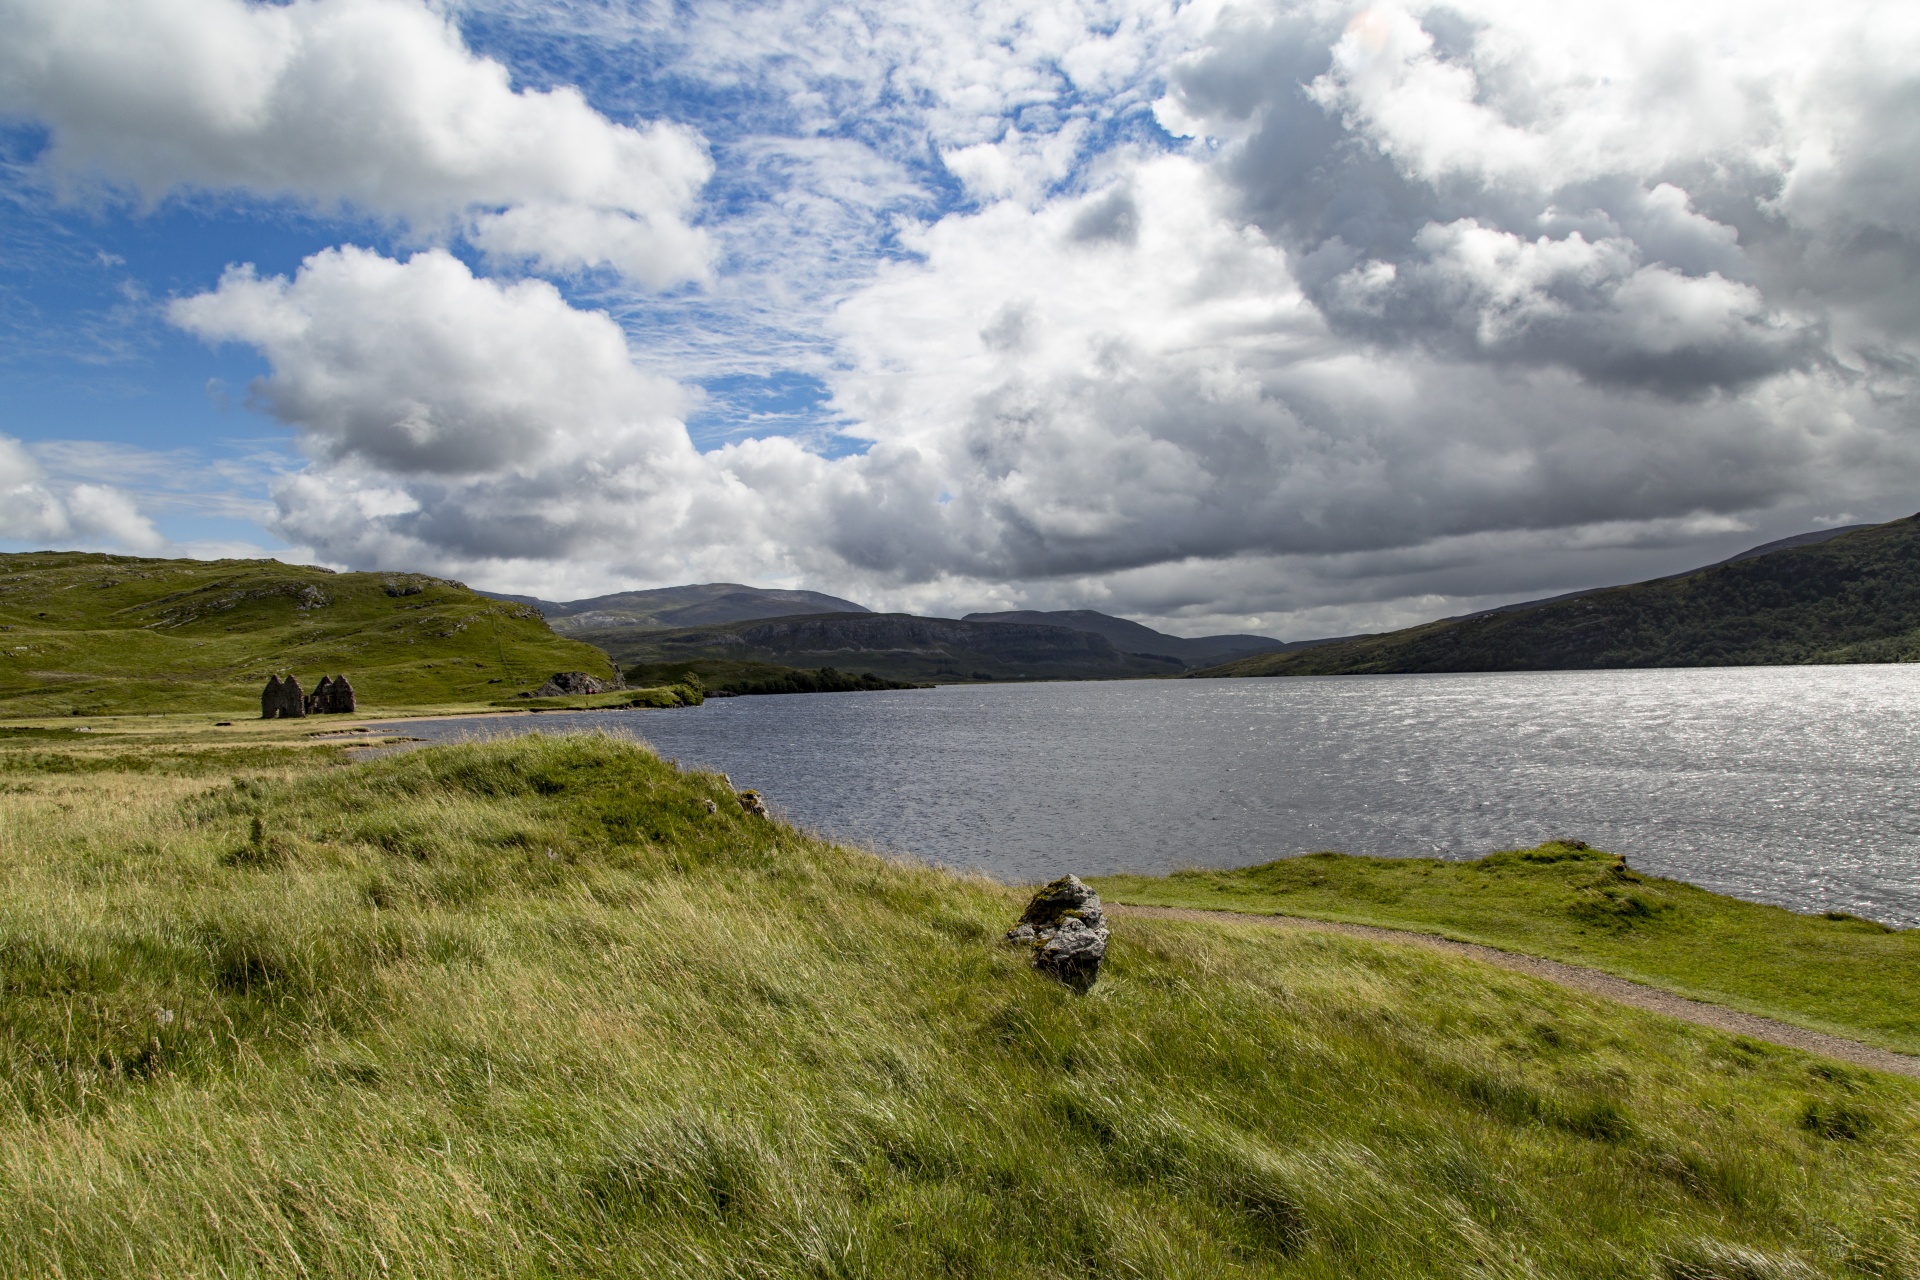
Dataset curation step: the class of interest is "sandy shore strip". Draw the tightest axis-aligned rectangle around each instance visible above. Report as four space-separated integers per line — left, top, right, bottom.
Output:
1111 903 1920 1080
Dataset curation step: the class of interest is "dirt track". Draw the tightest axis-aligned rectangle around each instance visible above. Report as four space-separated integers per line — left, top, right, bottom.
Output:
1109 903 1920 1080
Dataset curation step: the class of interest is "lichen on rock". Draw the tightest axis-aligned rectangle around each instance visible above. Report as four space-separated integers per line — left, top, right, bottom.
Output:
1005 875 1109 993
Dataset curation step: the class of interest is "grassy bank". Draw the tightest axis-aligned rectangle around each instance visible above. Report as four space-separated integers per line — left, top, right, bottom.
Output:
494 682 707 712
0 552 618 715
1095 844 1920 1055
0 729 1916 1277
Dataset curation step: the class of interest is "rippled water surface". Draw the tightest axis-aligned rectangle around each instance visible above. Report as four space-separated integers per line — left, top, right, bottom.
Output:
389 667 1920 925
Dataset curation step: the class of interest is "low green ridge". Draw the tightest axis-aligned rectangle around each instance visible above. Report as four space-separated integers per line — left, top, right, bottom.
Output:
495 684 706 712
1202 512 1920 675
625 658 924 695
584 612 1178 683
0 551 619 714
1094 843 1920 1054
0 729 1914 1276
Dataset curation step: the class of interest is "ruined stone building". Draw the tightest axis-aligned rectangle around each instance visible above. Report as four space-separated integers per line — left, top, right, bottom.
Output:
260 674 356 718
306 674 356 714
261 674 304 719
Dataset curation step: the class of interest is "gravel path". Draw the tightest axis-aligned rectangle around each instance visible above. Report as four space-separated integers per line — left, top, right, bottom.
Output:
1110 903 1920 1080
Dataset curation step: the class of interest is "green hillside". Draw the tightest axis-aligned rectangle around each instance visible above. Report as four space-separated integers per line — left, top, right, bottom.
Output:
0 552 619 715
1203 513 1920 677
1 726 1915 1276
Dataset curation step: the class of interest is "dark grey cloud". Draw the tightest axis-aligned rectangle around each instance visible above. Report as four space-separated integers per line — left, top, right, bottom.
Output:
1163 4 1836 396
1068 186 1140 245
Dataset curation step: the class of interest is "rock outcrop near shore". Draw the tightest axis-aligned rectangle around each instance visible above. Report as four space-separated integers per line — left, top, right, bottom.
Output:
1006 875 1110 993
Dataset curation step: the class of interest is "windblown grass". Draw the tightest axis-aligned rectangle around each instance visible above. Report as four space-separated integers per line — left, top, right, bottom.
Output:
0 729 1915 1277
1094 845 1920 1055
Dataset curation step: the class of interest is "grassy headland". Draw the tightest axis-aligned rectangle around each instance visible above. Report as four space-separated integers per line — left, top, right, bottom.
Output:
0 552 619 716
498 682 706 713
1095 844 1920 1055
0 727 1915 1276
1200 512 1920 676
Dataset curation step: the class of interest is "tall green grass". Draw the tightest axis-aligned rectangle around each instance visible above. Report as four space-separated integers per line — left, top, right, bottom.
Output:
0 730 1914 1277
1095 846 1920 1055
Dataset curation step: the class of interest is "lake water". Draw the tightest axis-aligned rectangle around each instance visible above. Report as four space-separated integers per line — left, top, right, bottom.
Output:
385 667 1920 926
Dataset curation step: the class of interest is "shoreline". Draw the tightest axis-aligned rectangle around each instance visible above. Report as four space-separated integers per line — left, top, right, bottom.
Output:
1114 904 1920 1079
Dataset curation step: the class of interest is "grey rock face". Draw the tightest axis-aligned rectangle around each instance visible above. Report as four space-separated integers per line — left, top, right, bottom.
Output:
737 789 769 818
531 671 627 697
1005 875 1109 993
260 674 306 719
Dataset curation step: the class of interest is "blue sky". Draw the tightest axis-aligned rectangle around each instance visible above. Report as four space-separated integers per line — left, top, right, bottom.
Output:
1 0 1917 636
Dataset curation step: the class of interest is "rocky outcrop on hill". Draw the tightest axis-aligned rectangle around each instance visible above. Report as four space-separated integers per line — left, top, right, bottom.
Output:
1005 875 1110 993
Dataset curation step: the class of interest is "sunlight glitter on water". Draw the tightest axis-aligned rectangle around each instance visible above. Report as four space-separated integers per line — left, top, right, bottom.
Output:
388 666 1920 926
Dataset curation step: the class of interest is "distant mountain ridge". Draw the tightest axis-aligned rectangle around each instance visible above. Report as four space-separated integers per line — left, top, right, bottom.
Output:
1198 514 1920 678
577 612 1184 684
502 584 1319 681
478 582 870 634
961 609 1307 665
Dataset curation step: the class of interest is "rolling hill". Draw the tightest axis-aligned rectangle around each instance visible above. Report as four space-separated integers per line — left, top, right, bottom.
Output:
481 582 870 635
1198 513 1920 677
579 612 1181 683
961 609 1305 666
0 552 619 715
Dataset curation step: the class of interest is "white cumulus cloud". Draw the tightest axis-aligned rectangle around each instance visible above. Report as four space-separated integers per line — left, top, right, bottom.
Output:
170 246 694 476
0 437 167 553
168 247 850 595
0 0 713 286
